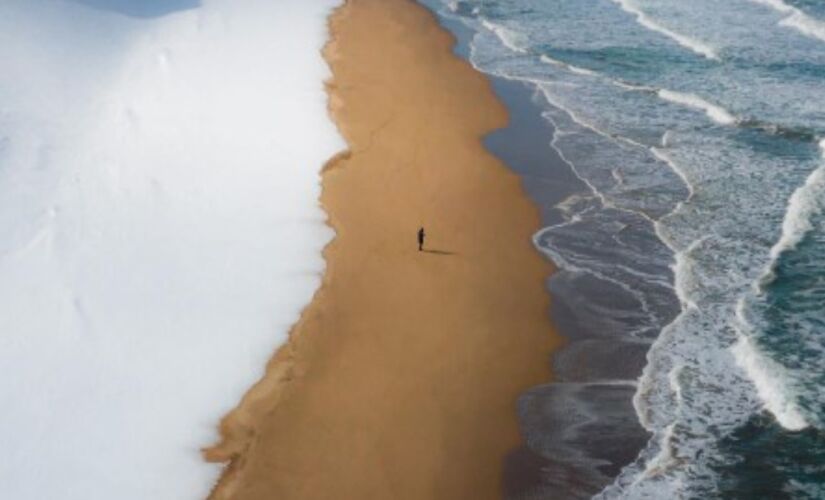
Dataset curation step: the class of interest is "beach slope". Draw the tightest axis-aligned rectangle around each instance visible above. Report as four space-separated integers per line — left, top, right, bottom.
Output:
205 0 560 497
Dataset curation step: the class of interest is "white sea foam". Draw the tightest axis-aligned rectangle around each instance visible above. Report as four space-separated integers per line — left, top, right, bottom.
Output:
733 140 825 431
750 0 825 43
732 304 809 431
539 54 598 77
657 89 737 125
651 147 695 201
758 139 825 288
555 193 594 217
480 18 528 53
539 57 663 107
610 0 720 60
782 11 825 42
0 1 344 499
639 423 677 480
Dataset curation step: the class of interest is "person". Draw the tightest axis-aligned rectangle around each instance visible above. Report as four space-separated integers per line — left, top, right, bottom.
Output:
418 227 425 251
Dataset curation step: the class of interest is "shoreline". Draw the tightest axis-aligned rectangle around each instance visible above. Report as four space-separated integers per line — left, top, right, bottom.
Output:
422 8 653 494
204 0 561 498
422 8 660 495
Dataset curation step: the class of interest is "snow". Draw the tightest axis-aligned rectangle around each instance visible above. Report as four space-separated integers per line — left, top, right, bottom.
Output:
0 0 343 498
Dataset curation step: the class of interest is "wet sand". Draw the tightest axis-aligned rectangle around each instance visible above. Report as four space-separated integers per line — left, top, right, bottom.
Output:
204 0 561 498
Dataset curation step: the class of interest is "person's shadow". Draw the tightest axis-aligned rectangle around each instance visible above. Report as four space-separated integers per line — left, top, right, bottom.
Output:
422 249 456 256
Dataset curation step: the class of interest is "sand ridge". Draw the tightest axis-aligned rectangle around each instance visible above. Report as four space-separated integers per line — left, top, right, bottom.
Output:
205 0 561 498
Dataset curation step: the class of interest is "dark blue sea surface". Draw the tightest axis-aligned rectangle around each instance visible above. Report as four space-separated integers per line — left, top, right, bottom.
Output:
420 0 825 498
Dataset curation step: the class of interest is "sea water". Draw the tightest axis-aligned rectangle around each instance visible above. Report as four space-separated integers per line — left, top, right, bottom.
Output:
421 0 825 497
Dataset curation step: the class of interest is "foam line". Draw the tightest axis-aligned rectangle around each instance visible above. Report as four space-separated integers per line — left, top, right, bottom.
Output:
657 89 737 125
759 139 825 288
480 18 527 53
750 0 825 43
610 0 719 60
732 320 809 431
539 54 598 76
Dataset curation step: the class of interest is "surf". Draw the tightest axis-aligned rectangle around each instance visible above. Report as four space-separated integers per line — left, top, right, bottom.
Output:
610 0 719 60
750 0 825 43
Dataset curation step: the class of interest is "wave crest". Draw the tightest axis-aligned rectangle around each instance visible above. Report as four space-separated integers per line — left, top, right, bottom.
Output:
539 54 598 76
759 139 825 287
732 314 809 431
479 18 528 53
610 0 719 60
750 0 825 43
657 89 737 125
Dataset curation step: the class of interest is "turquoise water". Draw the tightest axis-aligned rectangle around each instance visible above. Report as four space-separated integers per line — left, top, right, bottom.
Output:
421 0 825 497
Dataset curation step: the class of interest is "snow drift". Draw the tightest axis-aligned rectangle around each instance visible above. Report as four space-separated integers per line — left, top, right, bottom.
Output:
0 0 343 498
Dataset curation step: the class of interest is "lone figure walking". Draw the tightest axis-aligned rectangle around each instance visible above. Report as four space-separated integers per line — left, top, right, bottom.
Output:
418 227 425 252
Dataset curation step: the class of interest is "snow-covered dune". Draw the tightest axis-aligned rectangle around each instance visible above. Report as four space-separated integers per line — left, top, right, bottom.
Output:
0 1 342 498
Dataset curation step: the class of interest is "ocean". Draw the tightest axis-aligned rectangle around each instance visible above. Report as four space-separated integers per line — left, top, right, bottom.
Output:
420 0 825 498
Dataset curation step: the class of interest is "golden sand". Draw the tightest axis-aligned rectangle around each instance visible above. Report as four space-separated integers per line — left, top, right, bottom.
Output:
204 0 561 498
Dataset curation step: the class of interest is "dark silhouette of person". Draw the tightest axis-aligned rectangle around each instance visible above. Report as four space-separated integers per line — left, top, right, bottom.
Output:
418 227 425 251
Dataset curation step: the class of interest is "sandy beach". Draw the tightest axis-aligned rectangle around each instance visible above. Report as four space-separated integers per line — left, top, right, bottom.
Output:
204 0 561 498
